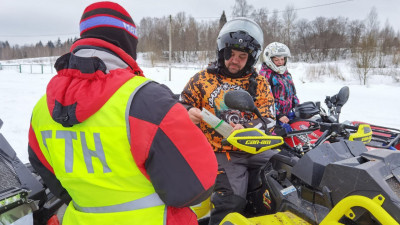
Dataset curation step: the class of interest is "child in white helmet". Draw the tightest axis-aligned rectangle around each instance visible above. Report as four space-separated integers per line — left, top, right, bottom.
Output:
259 42 299 131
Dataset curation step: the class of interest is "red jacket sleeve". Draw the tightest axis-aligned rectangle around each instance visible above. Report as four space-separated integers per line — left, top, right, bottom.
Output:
129 82 217 207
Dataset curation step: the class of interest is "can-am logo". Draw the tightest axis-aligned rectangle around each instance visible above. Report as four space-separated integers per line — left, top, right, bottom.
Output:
245 140 271 145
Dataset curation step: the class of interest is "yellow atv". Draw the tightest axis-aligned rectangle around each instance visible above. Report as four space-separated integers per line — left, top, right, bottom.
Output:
219 127 399 225
194 90 400 225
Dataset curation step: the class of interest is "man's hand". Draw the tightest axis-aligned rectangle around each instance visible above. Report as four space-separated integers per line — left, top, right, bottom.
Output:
229 121 244 133
279 116 289 124
188 107 203 124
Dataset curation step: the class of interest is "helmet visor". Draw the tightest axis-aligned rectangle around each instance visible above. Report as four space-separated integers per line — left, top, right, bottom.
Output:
217 31 261 61
218 17 264 47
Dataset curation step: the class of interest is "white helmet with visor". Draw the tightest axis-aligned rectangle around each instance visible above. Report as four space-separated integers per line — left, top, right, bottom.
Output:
263 42 291 74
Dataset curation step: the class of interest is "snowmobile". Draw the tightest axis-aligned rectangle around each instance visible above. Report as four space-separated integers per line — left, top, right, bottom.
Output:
199 90 400 225
284 86 400 151
0 118 65 225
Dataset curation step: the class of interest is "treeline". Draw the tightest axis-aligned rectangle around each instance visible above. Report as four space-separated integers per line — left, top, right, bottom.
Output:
137 12 226 64
1 0 400 66
0 38 76 60
138 4 400 65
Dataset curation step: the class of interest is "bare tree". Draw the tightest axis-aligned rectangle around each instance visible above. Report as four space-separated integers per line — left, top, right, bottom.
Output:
326 17 348 60
137 17 154 52
380 19 396 55
250 7 268 47
185 16 199 61
206 21 220 51
266 9 281 44
137 16 169 64
251 8 268 28
365 6 380 37
310 17 328 62
231 0 254 17
353 7 379 85
281 4 297 48
347 20 365 53
173 12 188 62
354 35 377 85
293 19 311 61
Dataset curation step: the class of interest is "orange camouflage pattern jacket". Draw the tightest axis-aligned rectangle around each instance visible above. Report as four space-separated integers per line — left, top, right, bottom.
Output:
180 68 275 152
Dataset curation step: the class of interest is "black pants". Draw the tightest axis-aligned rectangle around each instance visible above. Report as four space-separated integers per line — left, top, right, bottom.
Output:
208 150 278 225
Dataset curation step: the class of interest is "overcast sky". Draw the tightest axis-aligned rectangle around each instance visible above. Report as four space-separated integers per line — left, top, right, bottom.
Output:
1 0 399 46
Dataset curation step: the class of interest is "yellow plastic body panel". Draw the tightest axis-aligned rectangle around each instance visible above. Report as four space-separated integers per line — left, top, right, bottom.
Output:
219 211 311 225
348 124 372 144
227 128 284 154
191 197 212 219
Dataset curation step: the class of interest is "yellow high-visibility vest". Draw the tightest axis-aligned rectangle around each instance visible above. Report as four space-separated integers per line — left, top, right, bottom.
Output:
31 76 167 225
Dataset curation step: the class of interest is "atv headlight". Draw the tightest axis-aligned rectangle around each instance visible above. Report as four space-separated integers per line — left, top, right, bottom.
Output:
0 188 28 213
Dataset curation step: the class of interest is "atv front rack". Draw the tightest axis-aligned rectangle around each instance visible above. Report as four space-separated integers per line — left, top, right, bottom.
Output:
320 195 398 225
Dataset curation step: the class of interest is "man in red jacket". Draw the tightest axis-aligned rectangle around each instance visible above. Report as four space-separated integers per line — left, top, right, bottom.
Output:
28 2 217 224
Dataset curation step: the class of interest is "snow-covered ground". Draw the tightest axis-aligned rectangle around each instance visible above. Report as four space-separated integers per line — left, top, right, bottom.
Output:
0 59 399 163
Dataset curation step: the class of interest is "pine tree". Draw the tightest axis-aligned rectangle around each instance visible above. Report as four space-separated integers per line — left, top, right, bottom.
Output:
219 11 227 29
36 41 43 48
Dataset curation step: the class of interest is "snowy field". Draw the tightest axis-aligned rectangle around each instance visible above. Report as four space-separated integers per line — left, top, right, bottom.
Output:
0 59 399 163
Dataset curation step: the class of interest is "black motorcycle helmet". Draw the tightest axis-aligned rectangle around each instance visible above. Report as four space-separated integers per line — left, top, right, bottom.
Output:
216 17 264 76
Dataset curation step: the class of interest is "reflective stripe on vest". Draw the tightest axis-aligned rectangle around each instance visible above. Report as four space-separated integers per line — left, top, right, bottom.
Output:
125 79 151 144
73 193 164 213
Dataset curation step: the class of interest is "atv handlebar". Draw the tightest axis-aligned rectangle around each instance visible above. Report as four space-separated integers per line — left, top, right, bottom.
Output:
318 122 358 132
284 120 370 154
